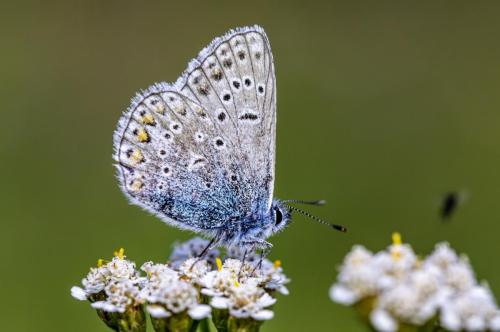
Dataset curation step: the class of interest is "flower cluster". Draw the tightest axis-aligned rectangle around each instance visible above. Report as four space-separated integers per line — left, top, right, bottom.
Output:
330 233 500 332
71 238 289 332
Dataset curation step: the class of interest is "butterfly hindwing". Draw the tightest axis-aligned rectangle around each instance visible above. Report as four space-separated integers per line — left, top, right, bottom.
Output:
114 25 276 234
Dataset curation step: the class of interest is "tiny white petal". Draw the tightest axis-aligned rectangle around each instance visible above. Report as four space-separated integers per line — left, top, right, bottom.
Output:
201 288 219 297
91 301 123 313
490 314 500 330
440 309 461 331
252 309 274 321
377 275 396 290
91 301 106 310
210 296 229 309
71 286 87 301
465 316 485 331
258 293 277 307
188 304 211 320
278 286 289 295
370 309 397 332
147 305 171 318
329 284 358 305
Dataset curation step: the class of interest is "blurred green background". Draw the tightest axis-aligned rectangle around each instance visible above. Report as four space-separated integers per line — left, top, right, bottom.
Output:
2 1 500 331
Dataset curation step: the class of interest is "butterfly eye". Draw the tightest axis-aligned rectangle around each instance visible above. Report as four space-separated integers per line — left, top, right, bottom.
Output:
274 207 283 226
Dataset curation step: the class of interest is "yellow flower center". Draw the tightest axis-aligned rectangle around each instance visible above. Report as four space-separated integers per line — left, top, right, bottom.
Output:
114 248 125 259
392 232 402 245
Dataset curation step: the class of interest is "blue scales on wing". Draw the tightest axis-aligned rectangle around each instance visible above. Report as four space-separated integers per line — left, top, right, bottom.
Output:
113 25 276 236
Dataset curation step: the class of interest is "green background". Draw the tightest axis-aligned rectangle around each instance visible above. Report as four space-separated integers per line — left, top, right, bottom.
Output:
2 1 500 331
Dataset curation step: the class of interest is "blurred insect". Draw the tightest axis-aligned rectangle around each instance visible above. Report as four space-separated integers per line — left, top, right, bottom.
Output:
440 191 468 221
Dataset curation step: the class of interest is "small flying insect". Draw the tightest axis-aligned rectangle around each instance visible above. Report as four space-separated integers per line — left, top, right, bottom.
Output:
440 191 468 221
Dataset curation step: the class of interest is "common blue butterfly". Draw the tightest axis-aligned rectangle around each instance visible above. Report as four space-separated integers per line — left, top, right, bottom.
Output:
113 25 344 254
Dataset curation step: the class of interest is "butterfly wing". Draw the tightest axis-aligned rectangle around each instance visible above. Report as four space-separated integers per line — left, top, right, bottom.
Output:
113 25 276 233
175 25 277 213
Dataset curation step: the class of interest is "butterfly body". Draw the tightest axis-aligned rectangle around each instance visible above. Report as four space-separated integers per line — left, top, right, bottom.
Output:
113 26 290 250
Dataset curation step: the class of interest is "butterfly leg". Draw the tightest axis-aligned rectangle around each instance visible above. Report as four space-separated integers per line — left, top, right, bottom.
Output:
255 246 272 272
237 248 249 281
190 236 219 271
197 237 217 259
242 239 273 274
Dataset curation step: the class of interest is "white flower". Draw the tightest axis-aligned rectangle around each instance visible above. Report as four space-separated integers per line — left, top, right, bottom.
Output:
445 259 476 292
178 258 211 284
329 284 358 305
78 252 142 296
426 242 459 270
210 279 276 321
373 243 417 282
331 237 419 306
106 256 140 281
489 313 500 331
201 269 237 297
343 245 374 267
141 262 177 283
375 280 438 326
91 279 142 313
71 286 87 301
258 259 290 295
147 305 171 318
334 257 381 303
201 258 256 297
81 266 108 294
200 256 287 322
330 235 500 332
221 258 255 279
188 304 212 320
370 309 397 332
141 261 211 320
440 285 499 331
169 237 219 269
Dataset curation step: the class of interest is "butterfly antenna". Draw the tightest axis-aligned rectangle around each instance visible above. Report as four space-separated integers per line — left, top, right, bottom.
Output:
283 199 327 206
285 205 347 232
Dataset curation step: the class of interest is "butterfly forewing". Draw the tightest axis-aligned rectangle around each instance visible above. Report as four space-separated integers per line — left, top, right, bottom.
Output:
114 25 276 234
176 26 276 212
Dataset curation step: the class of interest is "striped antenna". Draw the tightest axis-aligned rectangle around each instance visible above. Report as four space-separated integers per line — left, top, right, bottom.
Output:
285 205 347 232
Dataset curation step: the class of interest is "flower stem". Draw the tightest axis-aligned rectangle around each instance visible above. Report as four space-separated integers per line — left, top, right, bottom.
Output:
197 318 210 332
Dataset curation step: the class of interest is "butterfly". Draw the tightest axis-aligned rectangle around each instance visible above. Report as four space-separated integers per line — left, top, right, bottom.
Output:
113 25 344 255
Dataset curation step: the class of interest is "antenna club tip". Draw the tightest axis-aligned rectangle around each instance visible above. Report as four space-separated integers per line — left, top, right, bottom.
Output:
317 200 327 205
332 225 347 233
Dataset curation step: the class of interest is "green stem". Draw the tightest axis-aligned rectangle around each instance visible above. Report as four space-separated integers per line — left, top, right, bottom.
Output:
198 318 210 332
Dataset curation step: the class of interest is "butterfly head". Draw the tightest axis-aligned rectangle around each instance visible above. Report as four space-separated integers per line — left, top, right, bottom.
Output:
269 200 292 235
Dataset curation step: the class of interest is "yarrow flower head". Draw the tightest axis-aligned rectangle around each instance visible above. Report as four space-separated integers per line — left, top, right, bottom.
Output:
440 284 500 331
197 254 289 332
330 233 500 332
91 279 143 313
72 248 143 301
71 248 147 331
210 278 276 321
201 258 255 298
72 239 290 332
138 261 211 331
140 262 210 318
258 258 290 295
177 258 212 285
